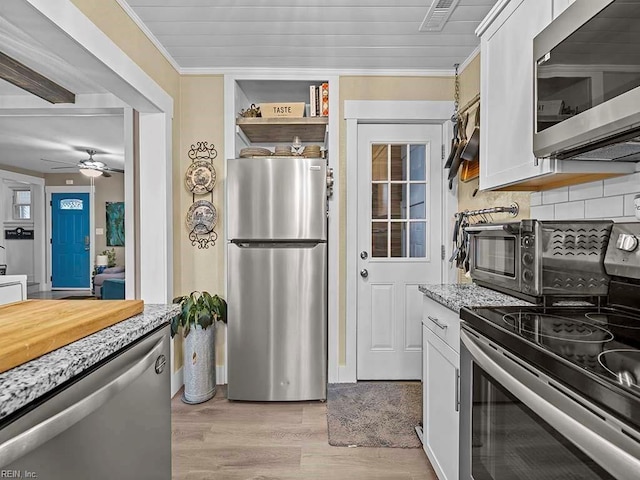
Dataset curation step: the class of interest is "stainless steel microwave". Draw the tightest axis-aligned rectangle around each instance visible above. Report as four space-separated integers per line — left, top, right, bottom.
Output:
467 220 613 302
533 0 640 162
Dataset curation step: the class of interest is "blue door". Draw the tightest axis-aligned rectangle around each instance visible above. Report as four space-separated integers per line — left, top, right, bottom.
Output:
52 193 90 289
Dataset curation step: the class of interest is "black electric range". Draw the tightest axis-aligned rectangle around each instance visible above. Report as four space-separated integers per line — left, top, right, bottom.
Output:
462 221 640 434
461 301 640 431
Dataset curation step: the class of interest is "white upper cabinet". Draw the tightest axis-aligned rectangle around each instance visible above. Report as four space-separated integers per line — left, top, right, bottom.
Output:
552 0 575 18
478 0 553 191
477 0 634 191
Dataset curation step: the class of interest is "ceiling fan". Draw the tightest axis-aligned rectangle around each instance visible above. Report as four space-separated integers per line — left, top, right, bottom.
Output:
44 150 124 177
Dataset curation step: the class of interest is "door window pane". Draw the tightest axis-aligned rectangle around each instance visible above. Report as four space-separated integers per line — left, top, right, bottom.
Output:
391 222 407 258
60 199 84 210
409 145 426 181
409 184 426 219
410 222 426 258
390 184 407 219
372 222 388 257
372 184 388 219
372 144 388 181
390 145 407 181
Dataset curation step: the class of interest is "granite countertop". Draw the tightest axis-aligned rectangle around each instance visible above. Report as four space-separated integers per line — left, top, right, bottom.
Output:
0 303 180 420
419 283 534 312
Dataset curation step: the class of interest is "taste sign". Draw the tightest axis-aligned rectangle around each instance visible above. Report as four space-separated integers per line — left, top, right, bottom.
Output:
260 102 305 118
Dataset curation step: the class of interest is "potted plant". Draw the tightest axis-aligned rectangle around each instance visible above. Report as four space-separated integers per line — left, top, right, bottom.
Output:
171 291 227 404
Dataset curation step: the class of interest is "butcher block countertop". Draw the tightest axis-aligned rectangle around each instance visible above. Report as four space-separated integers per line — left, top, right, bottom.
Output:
0 299 144 374
0 303 180 421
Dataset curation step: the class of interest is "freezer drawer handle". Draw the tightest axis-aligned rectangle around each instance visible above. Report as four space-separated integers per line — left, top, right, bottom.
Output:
0 337 165 468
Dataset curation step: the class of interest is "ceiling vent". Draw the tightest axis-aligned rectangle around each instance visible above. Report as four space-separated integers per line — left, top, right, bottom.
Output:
419 0 460 32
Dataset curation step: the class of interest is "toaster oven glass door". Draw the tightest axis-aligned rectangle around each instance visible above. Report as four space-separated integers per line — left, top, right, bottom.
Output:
473 237 516 277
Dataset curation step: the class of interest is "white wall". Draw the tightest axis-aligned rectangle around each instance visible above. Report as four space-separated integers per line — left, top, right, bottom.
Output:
530 172 640 222
0 177 42 283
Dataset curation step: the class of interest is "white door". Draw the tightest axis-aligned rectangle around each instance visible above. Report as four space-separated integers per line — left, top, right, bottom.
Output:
357 124 443 380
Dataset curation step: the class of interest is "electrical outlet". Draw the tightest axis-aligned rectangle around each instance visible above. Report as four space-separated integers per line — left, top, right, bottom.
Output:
96 228 104 235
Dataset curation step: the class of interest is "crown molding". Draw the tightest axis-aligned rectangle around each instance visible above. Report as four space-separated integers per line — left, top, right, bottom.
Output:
475 0 512 37
458 45 480 73
114 0 181 74
181 67 455 77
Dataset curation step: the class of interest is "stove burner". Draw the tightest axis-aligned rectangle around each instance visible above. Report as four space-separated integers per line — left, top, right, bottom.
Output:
597 349 640 389
503 313 615 343
585 312 640 330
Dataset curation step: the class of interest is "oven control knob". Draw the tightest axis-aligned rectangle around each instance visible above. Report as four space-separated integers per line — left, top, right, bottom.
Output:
522 269 534 283
522 236 534 248
616 233 639 252
522 252 534 265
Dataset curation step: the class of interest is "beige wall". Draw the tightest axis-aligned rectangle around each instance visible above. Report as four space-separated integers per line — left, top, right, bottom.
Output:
178 75 226 365
456 55 531 282
44 173 125 262
337 76 454 364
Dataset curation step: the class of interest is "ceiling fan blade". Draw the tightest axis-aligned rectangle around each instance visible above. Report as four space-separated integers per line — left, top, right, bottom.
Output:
50 166 77 170
104 167 124 173
41 158 76 166
101 171 112 178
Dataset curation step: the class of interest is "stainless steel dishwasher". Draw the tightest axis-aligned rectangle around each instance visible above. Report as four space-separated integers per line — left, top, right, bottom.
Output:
0 325 171 480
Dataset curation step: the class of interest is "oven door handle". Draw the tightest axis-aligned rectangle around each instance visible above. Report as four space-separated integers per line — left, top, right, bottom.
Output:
461 329 640 479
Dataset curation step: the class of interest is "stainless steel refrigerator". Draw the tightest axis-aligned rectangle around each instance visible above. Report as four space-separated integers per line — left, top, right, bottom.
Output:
226 156 327 401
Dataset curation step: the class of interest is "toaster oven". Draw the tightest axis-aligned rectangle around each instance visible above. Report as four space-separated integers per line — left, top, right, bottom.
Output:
467 219 613 302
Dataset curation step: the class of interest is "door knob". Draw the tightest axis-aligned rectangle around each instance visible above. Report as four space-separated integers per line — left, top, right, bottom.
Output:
360 269 368 278
360 251 368 260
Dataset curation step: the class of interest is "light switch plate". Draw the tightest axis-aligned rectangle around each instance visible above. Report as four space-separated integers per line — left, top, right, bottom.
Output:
96 228 104 235
65 180 73 185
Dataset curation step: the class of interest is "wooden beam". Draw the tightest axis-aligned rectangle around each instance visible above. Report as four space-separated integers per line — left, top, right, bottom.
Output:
0 51 75 104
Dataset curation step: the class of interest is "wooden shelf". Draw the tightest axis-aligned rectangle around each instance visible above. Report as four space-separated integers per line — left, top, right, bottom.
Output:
236 117 328 143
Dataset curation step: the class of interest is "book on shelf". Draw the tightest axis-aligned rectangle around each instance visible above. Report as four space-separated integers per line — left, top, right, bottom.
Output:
309 83 329 117
309 85 317 117
320 83 329 117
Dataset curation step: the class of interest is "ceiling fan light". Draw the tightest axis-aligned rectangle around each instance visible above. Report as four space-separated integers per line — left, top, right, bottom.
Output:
79 167 102 178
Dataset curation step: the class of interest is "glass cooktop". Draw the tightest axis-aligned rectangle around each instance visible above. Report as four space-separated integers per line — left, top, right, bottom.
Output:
461 305 640 430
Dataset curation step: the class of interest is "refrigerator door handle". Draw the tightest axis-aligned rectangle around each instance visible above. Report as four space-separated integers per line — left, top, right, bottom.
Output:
0 337 164 468
232 241 323 249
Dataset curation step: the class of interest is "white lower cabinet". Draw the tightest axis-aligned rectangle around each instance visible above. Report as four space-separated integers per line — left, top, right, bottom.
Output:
422 298 460 480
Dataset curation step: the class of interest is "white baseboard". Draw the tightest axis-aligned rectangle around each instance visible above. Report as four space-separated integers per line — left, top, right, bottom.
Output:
216 365 226 385
171 366 183 398
337 365 357 384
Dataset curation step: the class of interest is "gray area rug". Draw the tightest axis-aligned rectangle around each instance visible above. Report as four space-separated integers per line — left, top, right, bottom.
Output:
326 381 422 448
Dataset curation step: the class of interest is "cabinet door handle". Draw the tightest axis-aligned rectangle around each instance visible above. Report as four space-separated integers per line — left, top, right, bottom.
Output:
455 368 460 412
427 316 448 330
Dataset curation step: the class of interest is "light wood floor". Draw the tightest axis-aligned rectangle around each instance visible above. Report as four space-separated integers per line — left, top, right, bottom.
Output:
172 387 438 480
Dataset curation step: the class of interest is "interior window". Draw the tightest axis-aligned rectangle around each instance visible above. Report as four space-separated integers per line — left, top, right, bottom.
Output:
12 189 31 220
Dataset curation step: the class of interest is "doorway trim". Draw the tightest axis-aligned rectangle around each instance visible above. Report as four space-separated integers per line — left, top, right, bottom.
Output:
341 100 456 383
45 186 95 291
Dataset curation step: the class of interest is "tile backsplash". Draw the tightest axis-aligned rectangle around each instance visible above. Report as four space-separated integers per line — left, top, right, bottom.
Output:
530 172 640 222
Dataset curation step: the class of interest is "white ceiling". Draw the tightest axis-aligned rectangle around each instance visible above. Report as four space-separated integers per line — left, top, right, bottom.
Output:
0 114 124 174
0 0 497 175
124 0 497 70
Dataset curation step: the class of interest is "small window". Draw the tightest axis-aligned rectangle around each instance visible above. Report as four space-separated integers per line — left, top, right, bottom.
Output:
60 199 83 210
13 189 31 220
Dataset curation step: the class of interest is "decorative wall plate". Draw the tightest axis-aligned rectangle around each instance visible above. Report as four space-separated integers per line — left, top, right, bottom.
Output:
186 200 217 234
185 160 216 194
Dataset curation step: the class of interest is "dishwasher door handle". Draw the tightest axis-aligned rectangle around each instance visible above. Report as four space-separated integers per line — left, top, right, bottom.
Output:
0 337 165 468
